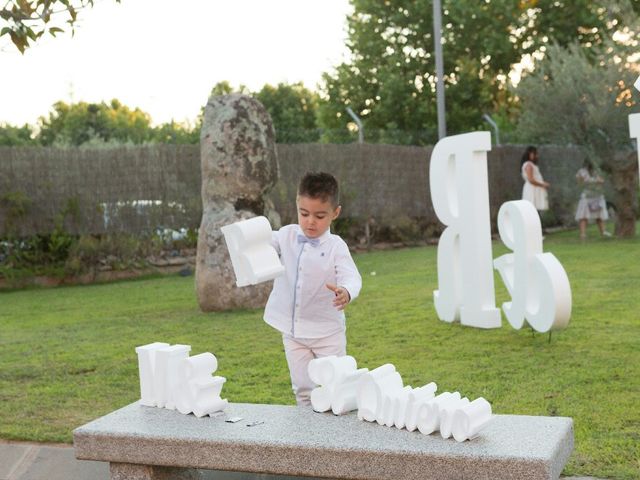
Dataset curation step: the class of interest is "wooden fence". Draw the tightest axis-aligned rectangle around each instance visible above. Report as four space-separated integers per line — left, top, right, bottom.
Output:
0 144 586 238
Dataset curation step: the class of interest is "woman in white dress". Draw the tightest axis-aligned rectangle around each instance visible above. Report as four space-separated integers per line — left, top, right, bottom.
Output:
521 146 550 211
575 160 610 239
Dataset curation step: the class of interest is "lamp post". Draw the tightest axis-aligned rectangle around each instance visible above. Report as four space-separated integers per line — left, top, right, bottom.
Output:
346 107 364 144
433 0 446 139
482 113 500 146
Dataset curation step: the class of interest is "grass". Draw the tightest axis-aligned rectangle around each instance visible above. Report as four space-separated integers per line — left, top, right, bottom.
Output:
1 224 639 479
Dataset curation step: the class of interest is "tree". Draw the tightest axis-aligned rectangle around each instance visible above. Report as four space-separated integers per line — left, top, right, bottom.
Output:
0 123 37 146
516 41 639 236
37 99 153 146
209 81 249 97
253 83 320 143
318 0 640 145
4 99 200 147
150 120 199 145
1 0 119 53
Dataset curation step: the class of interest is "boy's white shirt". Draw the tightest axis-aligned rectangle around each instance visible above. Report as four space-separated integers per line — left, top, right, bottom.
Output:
264 224 362 339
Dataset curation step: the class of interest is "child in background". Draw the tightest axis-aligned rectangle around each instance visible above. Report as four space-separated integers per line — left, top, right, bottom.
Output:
575 160 610 239
264 172 362 406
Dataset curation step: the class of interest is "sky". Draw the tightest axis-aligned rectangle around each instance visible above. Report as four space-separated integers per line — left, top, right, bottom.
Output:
0 0 352 126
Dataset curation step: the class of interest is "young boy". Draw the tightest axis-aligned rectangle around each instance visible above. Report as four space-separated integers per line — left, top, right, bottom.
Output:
264 172 362 406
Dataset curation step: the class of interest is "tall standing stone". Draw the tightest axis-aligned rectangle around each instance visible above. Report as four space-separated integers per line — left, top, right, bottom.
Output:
196 94 280 311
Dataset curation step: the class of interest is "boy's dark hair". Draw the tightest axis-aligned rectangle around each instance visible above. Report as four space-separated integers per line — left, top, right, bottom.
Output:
298 172 340 206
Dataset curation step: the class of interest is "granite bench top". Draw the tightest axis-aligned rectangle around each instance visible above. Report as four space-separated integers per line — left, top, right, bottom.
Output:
73 401 573 480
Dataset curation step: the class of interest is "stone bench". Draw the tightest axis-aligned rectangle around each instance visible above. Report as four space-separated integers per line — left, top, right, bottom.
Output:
73 402 573 480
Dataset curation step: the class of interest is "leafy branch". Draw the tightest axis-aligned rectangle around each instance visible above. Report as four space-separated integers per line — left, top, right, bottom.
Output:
0 0 119 53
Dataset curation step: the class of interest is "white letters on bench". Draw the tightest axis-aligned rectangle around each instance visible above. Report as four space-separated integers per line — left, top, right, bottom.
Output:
309 356 492 442
135 342 228 417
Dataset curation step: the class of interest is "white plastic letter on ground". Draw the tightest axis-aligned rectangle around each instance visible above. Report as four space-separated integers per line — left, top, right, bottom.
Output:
629 113 640 183
493 201 571 332
221 216 285 287
429 131 501 328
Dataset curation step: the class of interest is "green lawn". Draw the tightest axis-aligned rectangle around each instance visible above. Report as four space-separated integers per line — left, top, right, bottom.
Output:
1 225 639 479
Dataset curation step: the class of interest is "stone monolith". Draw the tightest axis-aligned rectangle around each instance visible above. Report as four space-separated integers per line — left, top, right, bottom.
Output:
196 94 280 311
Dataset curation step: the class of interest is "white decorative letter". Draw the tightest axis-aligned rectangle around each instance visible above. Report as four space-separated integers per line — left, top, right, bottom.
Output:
451 397 493 442
135 343 227 417
135 342 170 406
493 201 571 332
308 355 362 414
221 216 285 287
429 131 500 328
175 353 228 418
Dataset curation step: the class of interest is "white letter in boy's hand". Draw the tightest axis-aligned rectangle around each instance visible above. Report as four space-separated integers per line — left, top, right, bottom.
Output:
221 216 284 287
493 200 571 332
429 132 501 329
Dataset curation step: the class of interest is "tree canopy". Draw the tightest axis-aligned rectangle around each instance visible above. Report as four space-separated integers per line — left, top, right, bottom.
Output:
318 0 640 144
0 123 35 146
37 99 152 146
516 36 639 236
0 80 321 147
253 83 320 143
0 99 199 146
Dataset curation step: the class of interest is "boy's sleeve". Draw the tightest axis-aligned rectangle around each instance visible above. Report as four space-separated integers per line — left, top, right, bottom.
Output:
335 240 362 302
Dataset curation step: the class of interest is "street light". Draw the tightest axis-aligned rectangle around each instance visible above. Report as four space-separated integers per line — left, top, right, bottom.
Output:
346 107 364 144
482 113 500 146
433 0 447 139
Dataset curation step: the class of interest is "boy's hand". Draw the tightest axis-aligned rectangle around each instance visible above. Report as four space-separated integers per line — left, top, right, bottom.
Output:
326 284 351 311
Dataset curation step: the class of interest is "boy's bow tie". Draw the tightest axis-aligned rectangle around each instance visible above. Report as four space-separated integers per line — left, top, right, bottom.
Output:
297 234 320 247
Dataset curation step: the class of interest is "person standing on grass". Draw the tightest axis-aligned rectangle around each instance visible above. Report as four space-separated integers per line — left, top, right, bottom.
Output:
264 172 362 406
575 160 611 240
521 145 550 212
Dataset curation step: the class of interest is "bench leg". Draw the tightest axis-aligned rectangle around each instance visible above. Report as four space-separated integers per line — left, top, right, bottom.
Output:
109 462 202 480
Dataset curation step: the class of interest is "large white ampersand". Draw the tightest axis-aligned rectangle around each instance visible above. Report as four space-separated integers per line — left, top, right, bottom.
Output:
493 201 572 332
429 132 501 329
